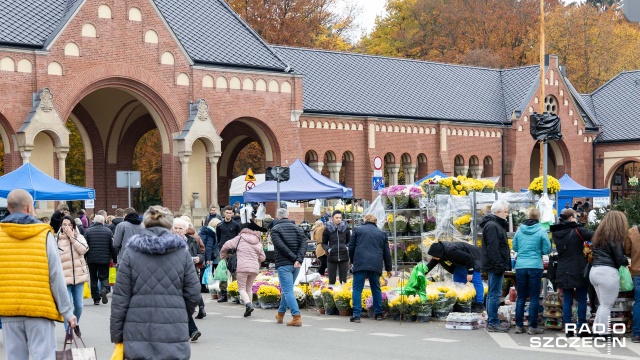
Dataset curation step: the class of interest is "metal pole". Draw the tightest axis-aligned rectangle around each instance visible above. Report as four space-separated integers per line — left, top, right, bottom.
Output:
543 141 549 195
127 171 131 209
276 167 281 208
539 0 545 177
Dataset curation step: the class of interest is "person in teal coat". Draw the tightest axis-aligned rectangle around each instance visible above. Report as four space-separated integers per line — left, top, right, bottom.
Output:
512 208 551 335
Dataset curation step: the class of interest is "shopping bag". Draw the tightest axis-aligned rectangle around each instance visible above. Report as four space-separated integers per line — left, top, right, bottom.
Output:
56 329 97 360
213 259 228 281
619 266 634 292
202 265 211 285
109 266 117 286
83 282 90 299
110 343 124 360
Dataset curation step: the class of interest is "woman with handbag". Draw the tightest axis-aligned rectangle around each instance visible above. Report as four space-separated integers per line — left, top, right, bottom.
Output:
57 215 89 340
550 208 594 337
589 210 629 338
220 229 266 317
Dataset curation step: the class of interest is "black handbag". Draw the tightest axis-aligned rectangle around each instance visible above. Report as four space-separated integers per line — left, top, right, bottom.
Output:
547 254 558 281
226 237 243 274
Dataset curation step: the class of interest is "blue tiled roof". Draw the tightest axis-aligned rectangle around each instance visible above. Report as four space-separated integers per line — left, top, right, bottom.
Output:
0 0 79 47
589 71 640 141
273 46 539 124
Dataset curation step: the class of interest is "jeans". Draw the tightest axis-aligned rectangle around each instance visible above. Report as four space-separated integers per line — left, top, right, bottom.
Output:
453 266 484 303
562 287 588 330
515 268 543 328
589 266 619 335
277 265 301 316
64 283 84 330
633 276 640 336
88 263 109 300
352 271 382 318
486 271 504 326
188 313 198 335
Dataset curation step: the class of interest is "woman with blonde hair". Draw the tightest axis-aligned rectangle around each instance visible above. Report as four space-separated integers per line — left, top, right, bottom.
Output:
589 210 629 337
312 220 327 276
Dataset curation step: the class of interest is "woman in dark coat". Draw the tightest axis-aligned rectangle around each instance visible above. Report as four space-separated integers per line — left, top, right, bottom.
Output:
110 206 201 360
322 210 351 284
550 208 594 336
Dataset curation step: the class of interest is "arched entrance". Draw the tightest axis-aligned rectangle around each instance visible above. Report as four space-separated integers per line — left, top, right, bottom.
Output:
218 118 280 206
67 85 177 212
529 140 570 181
609 160 640 201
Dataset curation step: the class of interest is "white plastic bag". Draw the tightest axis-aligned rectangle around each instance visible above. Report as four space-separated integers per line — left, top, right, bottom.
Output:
256 203 266 220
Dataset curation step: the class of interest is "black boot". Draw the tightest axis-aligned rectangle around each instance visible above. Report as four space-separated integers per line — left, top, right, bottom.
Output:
195 305 206 319
217 291 228 303
244 303 254 317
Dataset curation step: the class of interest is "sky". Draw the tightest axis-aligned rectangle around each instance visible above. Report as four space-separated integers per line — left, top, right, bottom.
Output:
350 0 586 38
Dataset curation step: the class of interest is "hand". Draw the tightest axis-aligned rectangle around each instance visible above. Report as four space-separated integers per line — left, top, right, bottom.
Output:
294 261 301 268
467 274 473 282
67 315 77 328
206 260 212 265
386 271 393 278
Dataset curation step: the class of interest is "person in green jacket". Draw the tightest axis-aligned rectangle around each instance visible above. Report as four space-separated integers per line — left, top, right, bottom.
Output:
512 208 551 335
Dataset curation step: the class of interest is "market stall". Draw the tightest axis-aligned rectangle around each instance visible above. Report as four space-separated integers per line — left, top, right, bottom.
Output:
554 174 610 210
0 162 95 200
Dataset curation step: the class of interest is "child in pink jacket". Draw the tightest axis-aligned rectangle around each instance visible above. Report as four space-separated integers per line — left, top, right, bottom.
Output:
220 229 266 317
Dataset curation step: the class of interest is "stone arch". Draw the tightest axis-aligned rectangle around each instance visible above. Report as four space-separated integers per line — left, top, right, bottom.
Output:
216 76 228 89
330 122 336 130
454 155 468 176
529 139 570 181
202 75 214 88
305 149 319 162
176 73 189 86
129 7 142 21
242 78 254 91
605 158 640 199
342 151 355 187
98 4 112 18
256 79 266 91
268 80 279 92
229 77 241 90
324 150 337 163
337 123 343 130
400 126 406 133
160 51 174 65
384 152 399 186
17 59 32 73
144 30 159 44
468 155 482 178
82 23 97 38
482 156 494 177
64 42 80 56
323 122 329 129
0 57 15 71
281 81 292 93
309 120 315 129
417 153 428 179
48 61 63 75
381 125 386 132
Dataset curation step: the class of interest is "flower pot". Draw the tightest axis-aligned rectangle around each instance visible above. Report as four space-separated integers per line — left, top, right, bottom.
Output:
326 307 339 316
416 315 431 323
454 304 472 313
391 313 401 321
338 309 352 316
258 297 280 309
319 308 326 315
212 294 219 300
433 309 451 319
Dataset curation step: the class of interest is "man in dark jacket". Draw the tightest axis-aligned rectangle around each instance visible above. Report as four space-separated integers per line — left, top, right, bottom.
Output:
216 206 241 303
481 199 511 332
271 208 306 327
85 215 117 305
113 208 143 263
203 205 222 227
426 241 484 312
348 214 392 323
49 203 69 233
550 209 594 337
108 208 125 234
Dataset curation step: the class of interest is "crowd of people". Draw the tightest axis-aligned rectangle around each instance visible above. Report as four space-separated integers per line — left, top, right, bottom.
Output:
3 191 640 359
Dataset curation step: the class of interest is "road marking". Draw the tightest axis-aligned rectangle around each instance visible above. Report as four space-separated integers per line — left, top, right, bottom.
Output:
371 333 404 337
305 316 335 321
224 315 244 319
251 319 273 323
205 312 221 315
625 342 640 357
486 332 520 348
322 328 355 332
422 338 459 342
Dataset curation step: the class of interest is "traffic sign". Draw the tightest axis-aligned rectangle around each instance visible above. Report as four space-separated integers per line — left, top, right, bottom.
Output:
373 169 382 177
373 156 382 170
245 168 257 182
245 181 256 191
372 176 385 190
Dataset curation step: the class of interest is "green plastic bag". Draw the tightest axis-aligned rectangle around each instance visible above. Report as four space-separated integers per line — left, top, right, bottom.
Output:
213 259 228 281
619 266 634 292
399 262 429 302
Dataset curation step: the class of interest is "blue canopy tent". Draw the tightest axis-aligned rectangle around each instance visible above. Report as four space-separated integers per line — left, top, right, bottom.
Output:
0 162 95 200
555 174 609 210
414 170 448 186
243 159 353 202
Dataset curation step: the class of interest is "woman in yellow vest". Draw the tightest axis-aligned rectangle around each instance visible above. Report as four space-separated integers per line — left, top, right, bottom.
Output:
57 215 89 339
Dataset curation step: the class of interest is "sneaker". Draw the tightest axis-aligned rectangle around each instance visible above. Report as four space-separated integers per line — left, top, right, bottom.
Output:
486 323 510 333
190 331 201 342
244 304 254 318
100 288 108 304
514 326 524 334
527 327 545 335
350 317 361 323
632 336 640 343
93 300 100 306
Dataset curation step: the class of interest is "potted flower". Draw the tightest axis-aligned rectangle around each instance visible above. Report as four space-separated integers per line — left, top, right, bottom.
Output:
321 287 338 315
405 243 422 262
394 215 408 236
511 210 527 232
251 281 269 308
431 285 457 319
408 186 424 208
294 286 307 309
257 284 281 309
528 175 561 196
390 243 405 262
453 214 472 236
408 216 422 235
455 285 475 313
333 288 353 316
423 216 436 232
228 280 240 303
313 290 325 314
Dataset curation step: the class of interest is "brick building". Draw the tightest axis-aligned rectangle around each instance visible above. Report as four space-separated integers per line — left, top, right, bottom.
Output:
0 0 638 215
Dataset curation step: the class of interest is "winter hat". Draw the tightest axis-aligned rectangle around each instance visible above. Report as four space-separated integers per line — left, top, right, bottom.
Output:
427 242 446 259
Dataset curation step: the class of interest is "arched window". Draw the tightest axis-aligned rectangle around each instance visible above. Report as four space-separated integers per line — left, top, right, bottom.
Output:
610 161 640 201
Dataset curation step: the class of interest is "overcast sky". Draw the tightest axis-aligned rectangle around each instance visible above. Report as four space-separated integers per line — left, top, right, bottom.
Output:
350 0 586 38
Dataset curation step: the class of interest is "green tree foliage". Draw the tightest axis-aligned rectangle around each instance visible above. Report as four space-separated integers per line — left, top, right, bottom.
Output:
133 129 162 211
65 120 85 186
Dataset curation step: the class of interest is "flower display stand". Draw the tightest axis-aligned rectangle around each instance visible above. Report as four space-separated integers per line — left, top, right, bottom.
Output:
541 293 563 330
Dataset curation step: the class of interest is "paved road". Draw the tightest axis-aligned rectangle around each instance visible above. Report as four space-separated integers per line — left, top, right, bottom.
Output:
2 293 640 360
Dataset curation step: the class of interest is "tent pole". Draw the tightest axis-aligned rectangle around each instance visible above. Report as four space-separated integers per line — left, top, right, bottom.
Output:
276 166 281 209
